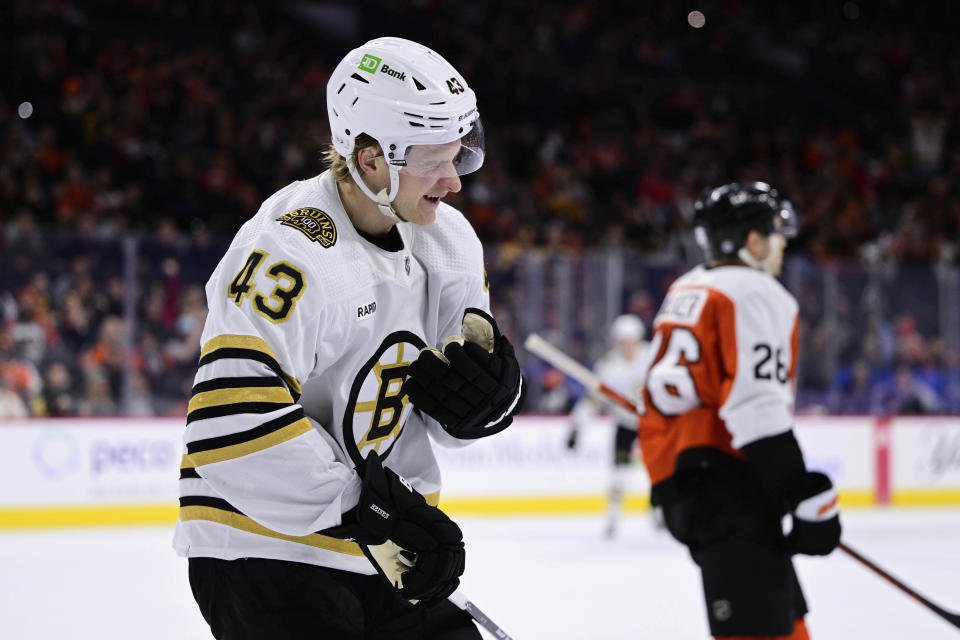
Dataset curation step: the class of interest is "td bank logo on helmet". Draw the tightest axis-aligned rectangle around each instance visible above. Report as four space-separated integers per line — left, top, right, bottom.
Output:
357 54 406 81
358 54 381 73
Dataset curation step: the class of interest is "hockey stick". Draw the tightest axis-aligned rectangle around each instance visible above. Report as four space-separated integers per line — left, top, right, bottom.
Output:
838 542 960 630
523 333 636 413
449 590 515 639
524 332 960 632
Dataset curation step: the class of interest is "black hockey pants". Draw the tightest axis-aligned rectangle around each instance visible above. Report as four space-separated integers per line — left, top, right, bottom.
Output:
189 557 481 640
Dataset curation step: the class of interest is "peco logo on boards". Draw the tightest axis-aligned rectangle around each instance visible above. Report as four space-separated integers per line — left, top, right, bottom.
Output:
32 429 81 479
90 438 177 475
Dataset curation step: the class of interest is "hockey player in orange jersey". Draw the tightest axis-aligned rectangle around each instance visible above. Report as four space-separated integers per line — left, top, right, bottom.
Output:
637 182 841 639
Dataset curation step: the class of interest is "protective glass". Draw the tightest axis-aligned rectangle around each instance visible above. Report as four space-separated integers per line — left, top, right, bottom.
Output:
397 117 485 178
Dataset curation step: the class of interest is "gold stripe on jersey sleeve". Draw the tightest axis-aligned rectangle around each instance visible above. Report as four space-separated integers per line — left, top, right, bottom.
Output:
200 334 277 359
200 334 303 396
185 416 314 467
179 505 364 556
187 387 295 414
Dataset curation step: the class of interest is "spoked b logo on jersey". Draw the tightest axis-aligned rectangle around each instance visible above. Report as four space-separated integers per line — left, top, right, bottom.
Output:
342 331 427 466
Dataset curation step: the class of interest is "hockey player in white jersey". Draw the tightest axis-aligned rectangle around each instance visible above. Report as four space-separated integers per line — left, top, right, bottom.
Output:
175 37 524 640
566 314 649 537
637 182 841 639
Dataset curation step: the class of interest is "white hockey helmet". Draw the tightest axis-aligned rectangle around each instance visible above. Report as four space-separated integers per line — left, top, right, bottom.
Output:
610 314 645 342
326 37 485 220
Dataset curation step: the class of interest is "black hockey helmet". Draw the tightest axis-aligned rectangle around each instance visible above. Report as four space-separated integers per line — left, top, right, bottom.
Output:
692 181 797 261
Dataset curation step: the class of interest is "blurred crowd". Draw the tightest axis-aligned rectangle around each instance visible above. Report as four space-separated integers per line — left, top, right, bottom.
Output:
2 0 959 417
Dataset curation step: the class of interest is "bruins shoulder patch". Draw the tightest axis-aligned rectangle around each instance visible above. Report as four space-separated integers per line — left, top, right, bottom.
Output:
276 208 337 248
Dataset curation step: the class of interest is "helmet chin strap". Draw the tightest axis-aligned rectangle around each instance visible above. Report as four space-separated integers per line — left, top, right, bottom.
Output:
737 246 775 274
347 162 405 223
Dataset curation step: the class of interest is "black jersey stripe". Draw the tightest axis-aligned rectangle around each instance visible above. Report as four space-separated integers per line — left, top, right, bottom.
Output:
178 500 364 556
198 334 302 398
187 379 295 422
184 408 314 467
198 347 285 378
179 467 201 479
179 495 242 513
186 407 305 454
187 401 294 424
191 376 286 396
199 348 302 401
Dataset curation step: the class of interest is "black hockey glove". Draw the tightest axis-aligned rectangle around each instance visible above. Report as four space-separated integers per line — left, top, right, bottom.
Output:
741 430 842 556
404 308 525 439
785 471 842 556
352 452 465 603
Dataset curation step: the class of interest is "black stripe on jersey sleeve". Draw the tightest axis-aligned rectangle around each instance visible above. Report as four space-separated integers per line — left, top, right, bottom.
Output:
180 494 362 542
185 407 306 455
197 348 302 401
179 495 242 514
187 401 294 425
190 376 286 396
179 467 201 480
198 347 286 379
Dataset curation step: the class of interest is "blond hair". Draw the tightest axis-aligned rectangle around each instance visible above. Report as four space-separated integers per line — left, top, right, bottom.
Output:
323 133 381 183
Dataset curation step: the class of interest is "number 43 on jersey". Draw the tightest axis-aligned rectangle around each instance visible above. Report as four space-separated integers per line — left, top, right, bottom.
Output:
228 249 306 323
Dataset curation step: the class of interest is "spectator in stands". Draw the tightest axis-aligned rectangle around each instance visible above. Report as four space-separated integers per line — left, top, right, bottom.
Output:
41 360 78 416
0 332 42 414
827 360 876 415
874 364 942 415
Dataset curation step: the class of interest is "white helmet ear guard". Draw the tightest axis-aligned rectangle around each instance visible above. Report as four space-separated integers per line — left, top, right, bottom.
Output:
327 37 484 219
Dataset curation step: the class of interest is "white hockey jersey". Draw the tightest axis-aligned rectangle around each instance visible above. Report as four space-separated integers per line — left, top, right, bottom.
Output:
173 170 489 574
571 344 649 429
637 264 799 485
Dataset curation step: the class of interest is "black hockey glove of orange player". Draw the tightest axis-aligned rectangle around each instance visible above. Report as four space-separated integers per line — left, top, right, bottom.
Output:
741 430 841 556
348 452 464 603
785 471 842 556
404 308 525 439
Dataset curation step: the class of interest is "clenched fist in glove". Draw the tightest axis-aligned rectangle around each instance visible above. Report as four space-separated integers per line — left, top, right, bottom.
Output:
345 452 465 603
786 471 842 556
404 308 525 439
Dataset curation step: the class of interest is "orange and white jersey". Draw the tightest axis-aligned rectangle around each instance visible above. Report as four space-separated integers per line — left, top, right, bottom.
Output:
637 264 798 485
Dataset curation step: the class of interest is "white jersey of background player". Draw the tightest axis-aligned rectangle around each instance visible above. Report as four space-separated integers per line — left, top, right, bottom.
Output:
174 37 524 640
566 314 648 537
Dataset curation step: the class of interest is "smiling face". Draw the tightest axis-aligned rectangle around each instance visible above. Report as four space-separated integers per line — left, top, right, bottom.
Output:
350 139 463 227
392 140 464 225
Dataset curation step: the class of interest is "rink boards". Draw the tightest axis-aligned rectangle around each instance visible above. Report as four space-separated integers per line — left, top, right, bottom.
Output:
0 415 959 528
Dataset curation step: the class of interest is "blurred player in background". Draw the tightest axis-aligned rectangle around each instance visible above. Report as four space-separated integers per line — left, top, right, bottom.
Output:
566 314 649 537
638 183 841 639
174 37 524 639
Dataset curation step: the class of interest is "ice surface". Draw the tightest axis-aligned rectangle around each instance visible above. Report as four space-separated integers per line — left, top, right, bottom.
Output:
2 509 958 639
